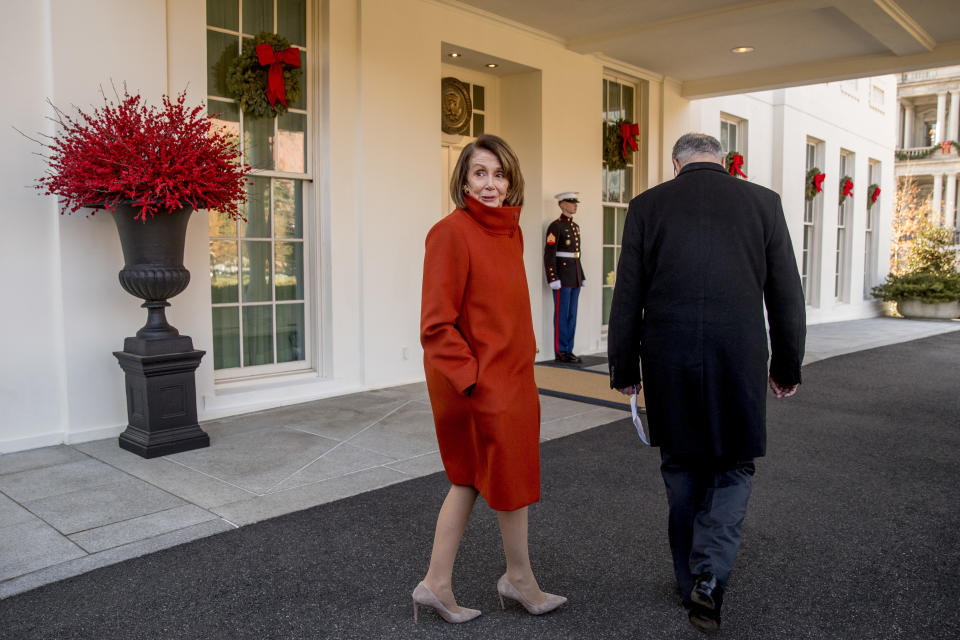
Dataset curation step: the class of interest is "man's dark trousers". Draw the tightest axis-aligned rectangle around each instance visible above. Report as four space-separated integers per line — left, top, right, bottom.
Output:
659 451 756 601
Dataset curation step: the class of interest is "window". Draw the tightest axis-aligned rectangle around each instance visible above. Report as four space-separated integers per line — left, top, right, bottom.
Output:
864 161 880 298
471 84 486 136
602 76 639 327
836 151 854 302
869 85 885 111
719 116 745 156
802 140 823 305
206 0 313 378
840 78 859 99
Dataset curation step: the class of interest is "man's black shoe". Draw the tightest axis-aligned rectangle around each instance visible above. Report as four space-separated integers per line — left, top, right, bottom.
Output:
691 573 723 610
567 353 583 363
688 604 720 633
555 352 575 363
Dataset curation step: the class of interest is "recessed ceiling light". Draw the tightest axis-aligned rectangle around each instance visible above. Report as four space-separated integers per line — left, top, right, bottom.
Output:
731 46 754 54
448 52 461 58
486 63 498 68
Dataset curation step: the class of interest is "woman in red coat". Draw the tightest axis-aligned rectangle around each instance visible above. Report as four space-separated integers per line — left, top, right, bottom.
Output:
411 135 566 623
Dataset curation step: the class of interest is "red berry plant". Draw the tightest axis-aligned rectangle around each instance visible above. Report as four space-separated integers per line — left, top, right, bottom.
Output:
34 89 248 222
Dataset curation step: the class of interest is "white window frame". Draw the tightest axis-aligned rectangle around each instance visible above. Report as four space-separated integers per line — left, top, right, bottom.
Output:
802 139 823 306
601 72 641 334
206 0 319 383
835 150 855 303
864 160 881 298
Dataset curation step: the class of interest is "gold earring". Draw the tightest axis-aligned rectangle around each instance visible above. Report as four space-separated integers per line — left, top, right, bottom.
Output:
463 185 470 193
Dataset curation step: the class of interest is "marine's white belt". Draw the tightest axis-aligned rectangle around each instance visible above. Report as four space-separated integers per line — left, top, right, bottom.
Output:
556 251 579 258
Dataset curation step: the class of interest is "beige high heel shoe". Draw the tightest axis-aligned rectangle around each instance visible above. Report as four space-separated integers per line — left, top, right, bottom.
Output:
412 582 481 624
496 574 567 615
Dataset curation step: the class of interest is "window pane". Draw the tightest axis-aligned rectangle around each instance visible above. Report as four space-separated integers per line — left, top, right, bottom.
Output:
207 30 238 98
278 112 306 173
242 305 274 366
602 79 608 118
472 84 485 111
242 240 273 302
207 0 239 31
603 246 615 285
603 206 616 244
275 242 303 301
622 85 634 121
288 49 307 110
602 287 613 325
208 99 240 147
276 303 305 363
622 166 633 201
601 165 608 201
607 81 620 120
212 306 240 369
244 113 275 170
210 240 239 303
608 168 621 202
242 0 272 34
240 177 271 238
274 179 303 238
277 0 306 46
616 208 627 244
472 113 485 136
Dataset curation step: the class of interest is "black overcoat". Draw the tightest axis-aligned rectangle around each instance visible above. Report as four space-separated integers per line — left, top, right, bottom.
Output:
607 162 805 458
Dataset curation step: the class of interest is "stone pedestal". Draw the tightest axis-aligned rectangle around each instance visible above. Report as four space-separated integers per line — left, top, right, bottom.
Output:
114 335 208 458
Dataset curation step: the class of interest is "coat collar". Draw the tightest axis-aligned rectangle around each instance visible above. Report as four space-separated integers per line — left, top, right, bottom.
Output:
462 195 521 236
678 161 727 177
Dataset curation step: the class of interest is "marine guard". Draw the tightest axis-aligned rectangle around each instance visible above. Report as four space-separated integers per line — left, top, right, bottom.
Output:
544 191 585 363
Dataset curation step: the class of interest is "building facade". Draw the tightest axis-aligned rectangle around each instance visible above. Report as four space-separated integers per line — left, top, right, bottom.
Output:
1 0 896 453
896 65 960 235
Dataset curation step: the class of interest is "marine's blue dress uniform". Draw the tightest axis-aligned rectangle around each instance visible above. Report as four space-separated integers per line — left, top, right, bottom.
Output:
543 214 585 359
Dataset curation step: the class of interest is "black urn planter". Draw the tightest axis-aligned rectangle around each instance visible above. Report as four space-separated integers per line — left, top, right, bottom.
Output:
110 203 209 458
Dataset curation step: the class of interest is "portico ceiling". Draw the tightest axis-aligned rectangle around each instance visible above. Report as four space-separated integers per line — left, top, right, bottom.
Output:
447 0 960 97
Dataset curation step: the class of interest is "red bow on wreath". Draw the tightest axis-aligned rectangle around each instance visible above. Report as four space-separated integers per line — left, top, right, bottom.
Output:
842 178 854 198
729 153 747 178
942 141 953 154
620 122 639 160
814 173 826 192
256 43 301 107
871 186 881 203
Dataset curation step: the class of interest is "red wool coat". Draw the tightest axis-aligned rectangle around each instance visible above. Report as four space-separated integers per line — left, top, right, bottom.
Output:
420 196 541 511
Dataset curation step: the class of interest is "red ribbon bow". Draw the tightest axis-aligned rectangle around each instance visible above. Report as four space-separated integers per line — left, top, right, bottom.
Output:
942 141 952 154
871 186 881 203
256 43 301 107
842 178 854 197
729 153 747 178
814 173 825 192
620 122 639 160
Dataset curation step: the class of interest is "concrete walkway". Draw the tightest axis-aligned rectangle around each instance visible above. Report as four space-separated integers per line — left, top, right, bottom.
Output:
1 317 956 599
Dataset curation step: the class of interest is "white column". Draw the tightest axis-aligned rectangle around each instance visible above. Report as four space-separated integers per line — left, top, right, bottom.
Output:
935 92 947 143
903 102 915 147
932 173 943 222
949 91 960 144
946 173 958 228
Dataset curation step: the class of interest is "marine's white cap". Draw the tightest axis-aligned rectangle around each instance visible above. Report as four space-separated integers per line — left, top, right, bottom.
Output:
554 191 580 202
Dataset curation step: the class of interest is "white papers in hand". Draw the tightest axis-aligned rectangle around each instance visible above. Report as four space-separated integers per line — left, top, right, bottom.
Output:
630 393 650 446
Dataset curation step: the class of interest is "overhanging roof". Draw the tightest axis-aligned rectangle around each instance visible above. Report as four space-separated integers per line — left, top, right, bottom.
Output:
449 0 960 97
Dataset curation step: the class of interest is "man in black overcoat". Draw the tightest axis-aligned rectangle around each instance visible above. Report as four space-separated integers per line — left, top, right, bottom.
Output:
607 133 806 633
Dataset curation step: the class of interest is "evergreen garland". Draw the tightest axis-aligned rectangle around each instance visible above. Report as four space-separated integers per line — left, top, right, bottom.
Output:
603 120 628 170
805 167 823 201
839 175 853 206
867 183 881 209
225 32 302 119
895 140 958 160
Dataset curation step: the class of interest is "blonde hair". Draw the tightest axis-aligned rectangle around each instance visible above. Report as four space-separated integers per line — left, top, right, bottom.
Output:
449 134 525 209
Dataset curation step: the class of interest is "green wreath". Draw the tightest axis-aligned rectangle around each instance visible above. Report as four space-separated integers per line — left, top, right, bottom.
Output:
225 32 302 119
603 120 628 171
805 167 823 202
838 175 853 206
867 183 880 210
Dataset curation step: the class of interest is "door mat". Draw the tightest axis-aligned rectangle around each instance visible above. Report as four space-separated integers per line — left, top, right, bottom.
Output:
534 362 641 411
535 354 608 370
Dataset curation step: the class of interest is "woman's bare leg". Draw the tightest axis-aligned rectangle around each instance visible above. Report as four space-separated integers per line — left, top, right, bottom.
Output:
422 484 479 611
497 506 547 605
